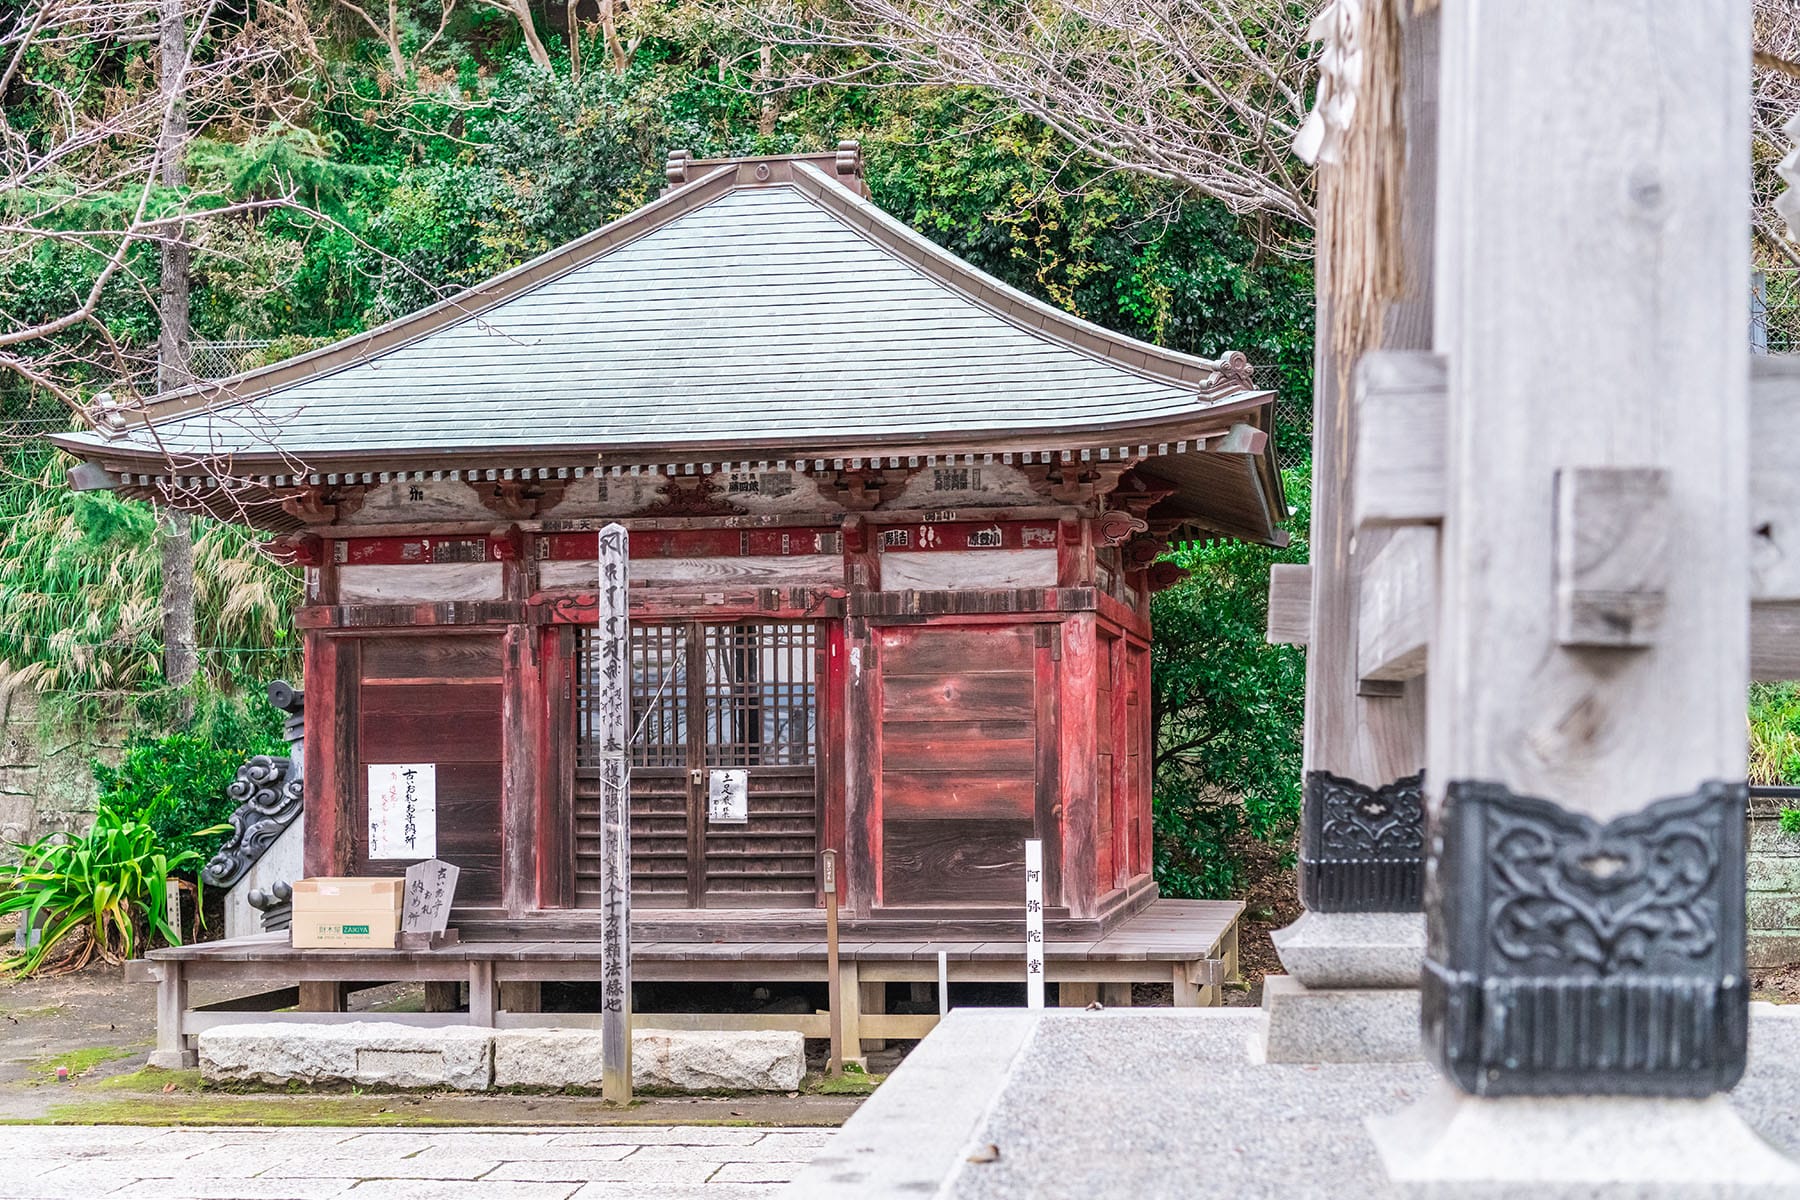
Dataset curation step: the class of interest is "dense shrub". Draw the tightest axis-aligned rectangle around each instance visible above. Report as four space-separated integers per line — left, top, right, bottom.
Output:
93 699 286 861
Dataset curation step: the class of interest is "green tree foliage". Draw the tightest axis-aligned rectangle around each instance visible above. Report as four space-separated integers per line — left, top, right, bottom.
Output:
93 698 287 861
1152 474 1310 899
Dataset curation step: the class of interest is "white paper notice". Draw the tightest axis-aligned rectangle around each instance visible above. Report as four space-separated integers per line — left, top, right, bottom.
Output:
368 763 436 860
707 769 749 824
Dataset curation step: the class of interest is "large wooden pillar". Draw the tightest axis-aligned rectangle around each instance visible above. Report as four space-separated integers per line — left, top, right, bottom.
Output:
1419 0 1749 1100
1291 5 1435 919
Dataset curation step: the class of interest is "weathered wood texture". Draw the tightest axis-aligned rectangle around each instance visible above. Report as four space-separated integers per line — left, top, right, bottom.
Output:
353 633 505 900
1266 563 1312 646
1351 351 1447 528
1358 526 1435 682
878 625 1040 906
1429 1 1747 816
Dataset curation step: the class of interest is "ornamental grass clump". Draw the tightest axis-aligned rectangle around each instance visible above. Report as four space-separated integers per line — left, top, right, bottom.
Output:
0 809 207 977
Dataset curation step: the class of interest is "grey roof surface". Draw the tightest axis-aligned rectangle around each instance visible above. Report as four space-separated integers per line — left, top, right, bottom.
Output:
58 167 1262 464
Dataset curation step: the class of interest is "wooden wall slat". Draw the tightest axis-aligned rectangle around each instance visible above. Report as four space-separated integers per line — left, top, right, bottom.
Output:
880 673 1035 723
882 818 1034 905
880 771 1034 821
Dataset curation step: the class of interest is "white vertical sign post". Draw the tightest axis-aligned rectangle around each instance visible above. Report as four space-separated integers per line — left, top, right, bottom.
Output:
596 522 632 1104
938 950 949 1018
1024 839 1044 1010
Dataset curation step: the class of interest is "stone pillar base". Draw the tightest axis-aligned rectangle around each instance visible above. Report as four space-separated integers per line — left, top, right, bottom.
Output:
148 1048 198 1070
1252 975 1422 1063
1270 910 1424 988
1253 910 1425 1063
1368 1083 1800 1196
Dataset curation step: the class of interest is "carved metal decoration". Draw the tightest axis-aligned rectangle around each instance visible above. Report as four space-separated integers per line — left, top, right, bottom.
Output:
201 682 305 890
1422 780 1748 1097
1298 770 1424 912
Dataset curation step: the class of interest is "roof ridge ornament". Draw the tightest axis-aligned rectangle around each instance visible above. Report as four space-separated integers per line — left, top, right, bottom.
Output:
665 148 692 188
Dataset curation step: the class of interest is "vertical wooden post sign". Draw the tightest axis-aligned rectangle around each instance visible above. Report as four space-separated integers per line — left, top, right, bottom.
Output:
596 522 632 1104
823 849 841 1077
1025 839 1045 1009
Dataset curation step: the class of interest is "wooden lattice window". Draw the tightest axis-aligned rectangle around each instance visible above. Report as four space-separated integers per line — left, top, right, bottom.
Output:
701 622 817 768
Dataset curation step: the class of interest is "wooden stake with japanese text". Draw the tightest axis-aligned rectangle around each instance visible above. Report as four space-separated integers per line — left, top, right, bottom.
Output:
1025 839 1044 1009
596 522 632 1104
823 849 841 1077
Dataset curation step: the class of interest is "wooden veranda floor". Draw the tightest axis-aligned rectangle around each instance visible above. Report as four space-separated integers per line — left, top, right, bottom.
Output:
135 899 1243 1066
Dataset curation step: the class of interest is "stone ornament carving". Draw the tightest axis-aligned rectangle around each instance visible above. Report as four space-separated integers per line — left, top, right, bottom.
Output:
1298 770 1424 912
201 683 305 890
1423 780 1747 1098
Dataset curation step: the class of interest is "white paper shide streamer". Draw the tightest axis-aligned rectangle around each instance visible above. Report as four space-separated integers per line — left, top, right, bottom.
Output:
1293 0 1365 166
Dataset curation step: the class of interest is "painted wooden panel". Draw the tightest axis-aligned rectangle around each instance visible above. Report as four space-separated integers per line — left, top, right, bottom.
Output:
881 771 1033 821
876 627 1033 676
881 720 1036 771
355 634 505 903
878 624 1041 907
881 672 1035 723
879 549 1057 592
882 818 1033 905
361 636 502 681
338 563 506 604
539 554 842 591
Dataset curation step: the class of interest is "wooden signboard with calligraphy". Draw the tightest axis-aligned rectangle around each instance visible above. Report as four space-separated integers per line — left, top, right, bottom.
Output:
595 522 633 1104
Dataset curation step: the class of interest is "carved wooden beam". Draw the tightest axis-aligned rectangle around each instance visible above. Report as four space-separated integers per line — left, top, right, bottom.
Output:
477 479 568 521
280 483 366 525
826 468 905 512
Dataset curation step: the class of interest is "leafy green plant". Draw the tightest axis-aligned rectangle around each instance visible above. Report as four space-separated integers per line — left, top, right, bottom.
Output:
1781 808 1800 837
0 808 204 976
1750 682 1800 786
94 701 285 861
1149 470 1311 899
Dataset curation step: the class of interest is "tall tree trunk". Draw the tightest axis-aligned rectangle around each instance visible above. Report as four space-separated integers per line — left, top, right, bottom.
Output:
567 0 581 85
757 44 778 136
158 0 198 715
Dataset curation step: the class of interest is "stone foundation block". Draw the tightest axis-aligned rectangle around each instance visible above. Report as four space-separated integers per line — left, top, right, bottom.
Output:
1270 910 1425 989
199 1022 493 1090
1255 975 1422 1064
491 1028 606 1089
633 1029 805 1092
1368 1081 1800 1195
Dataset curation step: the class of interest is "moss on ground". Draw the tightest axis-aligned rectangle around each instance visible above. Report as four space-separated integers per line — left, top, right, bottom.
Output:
26 1045 138 1085
807 1070 884 1096
26 1096 470 1126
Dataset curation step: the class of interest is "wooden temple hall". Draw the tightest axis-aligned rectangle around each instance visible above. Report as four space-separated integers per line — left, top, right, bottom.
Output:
55 146 1281 1048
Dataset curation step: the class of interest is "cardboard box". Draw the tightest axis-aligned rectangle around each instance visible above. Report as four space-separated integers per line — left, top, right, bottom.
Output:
290 877 403 950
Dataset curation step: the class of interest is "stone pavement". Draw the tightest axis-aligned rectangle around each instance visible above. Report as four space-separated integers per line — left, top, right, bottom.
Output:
0 1123 830 1200
791 1006 1800 1199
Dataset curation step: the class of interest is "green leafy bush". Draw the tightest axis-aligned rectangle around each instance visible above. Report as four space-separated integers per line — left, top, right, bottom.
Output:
1781 808 1800 837
0 809 203 975
1751 682 1800 787
93 699 286 861
1150 471 1311 899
